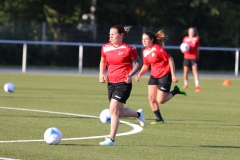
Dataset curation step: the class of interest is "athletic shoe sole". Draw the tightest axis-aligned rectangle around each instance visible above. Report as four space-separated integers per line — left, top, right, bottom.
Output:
151 121 164 124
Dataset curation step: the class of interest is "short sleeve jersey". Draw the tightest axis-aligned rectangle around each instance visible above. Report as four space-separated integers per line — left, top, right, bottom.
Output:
142 44 170 78
182 36 200 59
101 42 138 83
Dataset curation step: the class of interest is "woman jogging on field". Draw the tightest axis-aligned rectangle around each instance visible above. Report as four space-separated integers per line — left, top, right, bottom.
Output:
136 30 187 124
99 25 145 146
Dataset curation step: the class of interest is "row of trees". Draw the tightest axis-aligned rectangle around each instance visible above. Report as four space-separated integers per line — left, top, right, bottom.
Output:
0 0 239 71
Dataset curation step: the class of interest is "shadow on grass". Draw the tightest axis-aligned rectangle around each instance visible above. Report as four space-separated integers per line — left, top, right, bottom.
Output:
106 144 240 149
61 144 240 148
166 118 220 122
60 143 98 146
156 118 240 127
0 95 81 100
199 145 240 149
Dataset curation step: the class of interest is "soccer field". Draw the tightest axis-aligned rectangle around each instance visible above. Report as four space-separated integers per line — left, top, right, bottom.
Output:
0 72 239 160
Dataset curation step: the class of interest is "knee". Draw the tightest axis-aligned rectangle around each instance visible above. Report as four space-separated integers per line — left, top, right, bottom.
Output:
148 96 156 104
157 98 165 104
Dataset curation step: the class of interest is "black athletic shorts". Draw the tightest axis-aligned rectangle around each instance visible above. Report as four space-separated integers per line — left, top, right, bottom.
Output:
183 58 198 67
107 82 132 104
148 72 172 92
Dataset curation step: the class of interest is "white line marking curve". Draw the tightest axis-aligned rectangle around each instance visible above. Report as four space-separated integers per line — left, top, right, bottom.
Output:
0 106 143 143
0 157 22 160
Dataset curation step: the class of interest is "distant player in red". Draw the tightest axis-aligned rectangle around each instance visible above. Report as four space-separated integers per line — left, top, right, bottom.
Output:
181 27 201 92
99 25 145 146
136 30 187 124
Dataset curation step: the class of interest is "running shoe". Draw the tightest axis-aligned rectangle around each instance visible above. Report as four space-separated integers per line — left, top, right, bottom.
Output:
137 109 146 127
151 118 164 124
100 137 115 146
174 85 187 96
195 85 201 92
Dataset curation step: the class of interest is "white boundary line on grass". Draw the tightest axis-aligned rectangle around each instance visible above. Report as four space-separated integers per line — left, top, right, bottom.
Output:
0 157 22 160
0 106 143 143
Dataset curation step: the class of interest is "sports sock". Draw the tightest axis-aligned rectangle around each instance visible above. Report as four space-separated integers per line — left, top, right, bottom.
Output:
195 80 199 86
170 90 176 96
170 86 179 96
137 112 141 118
184 80 188 85
109 137 115 142
154 109 163 120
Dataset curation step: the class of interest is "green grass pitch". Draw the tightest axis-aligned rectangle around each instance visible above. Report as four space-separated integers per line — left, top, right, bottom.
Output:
0 72 239 160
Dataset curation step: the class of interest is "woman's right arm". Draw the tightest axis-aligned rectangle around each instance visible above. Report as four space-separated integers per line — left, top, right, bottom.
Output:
135 64 149 82
99 57 107 83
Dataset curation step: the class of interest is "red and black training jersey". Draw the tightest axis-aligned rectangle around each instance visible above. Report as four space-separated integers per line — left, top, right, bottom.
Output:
101 42 138 83
142 44 170 78
182 36 200 59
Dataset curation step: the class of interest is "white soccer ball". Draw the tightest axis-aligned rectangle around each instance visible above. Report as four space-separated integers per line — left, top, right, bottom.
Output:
180 43 190 52
100 109 111 123
4 82 15 93
44 127 62 145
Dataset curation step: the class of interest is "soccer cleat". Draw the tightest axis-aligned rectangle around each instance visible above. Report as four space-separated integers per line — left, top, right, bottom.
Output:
137 109 146 127
182 84 188 89
151 118 164 124
100 137 115 146
195 85 201 92
174 85 187 96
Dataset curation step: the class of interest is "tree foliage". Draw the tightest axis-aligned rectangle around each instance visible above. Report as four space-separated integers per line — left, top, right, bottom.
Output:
0 0 239 70
96 0 240 46
0 0 239 46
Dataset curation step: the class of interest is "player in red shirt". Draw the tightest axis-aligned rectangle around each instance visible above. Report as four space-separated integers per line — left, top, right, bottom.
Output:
136 30 187 124
99 25 146 146
181 27 201 92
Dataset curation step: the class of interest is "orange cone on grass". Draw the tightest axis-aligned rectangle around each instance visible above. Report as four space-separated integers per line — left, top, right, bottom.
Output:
222 79 231 86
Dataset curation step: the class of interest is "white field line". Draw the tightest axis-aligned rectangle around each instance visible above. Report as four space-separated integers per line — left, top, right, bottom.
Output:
0 106 143 143
0 157 22 160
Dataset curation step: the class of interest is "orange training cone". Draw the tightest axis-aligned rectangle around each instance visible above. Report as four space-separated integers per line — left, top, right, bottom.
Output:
222 79 231 86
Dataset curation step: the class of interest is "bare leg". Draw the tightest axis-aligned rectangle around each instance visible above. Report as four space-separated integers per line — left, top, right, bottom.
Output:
108 99 139 140
192 65 199 85
183 66 189 86
148 85 164 122
156 90 173 104
148 85 159 111
192 65 201 92
119 107 138 118
109 99 122 140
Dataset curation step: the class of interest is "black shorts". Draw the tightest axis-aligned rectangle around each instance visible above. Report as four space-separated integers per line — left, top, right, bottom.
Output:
108 82 132 104
148 72 172 92
183 58 198 67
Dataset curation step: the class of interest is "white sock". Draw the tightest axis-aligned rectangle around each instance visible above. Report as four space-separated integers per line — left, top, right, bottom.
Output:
184 80 188 85
195 80 199 86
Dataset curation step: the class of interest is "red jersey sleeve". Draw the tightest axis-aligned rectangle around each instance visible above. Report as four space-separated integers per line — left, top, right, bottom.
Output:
182 36 187 43
196 38 200 48
101 46 106 58
129 46 138 60
157 47 170 61
143 53 149 65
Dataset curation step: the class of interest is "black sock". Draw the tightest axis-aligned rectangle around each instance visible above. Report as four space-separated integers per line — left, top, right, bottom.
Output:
154 109 163 120
170 90 176 96
109 137 115 142
137 112 141 118
171 85 180 96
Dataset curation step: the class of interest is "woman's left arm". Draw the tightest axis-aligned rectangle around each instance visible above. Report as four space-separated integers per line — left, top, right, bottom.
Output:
168 57 178 83
125 56 142 83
